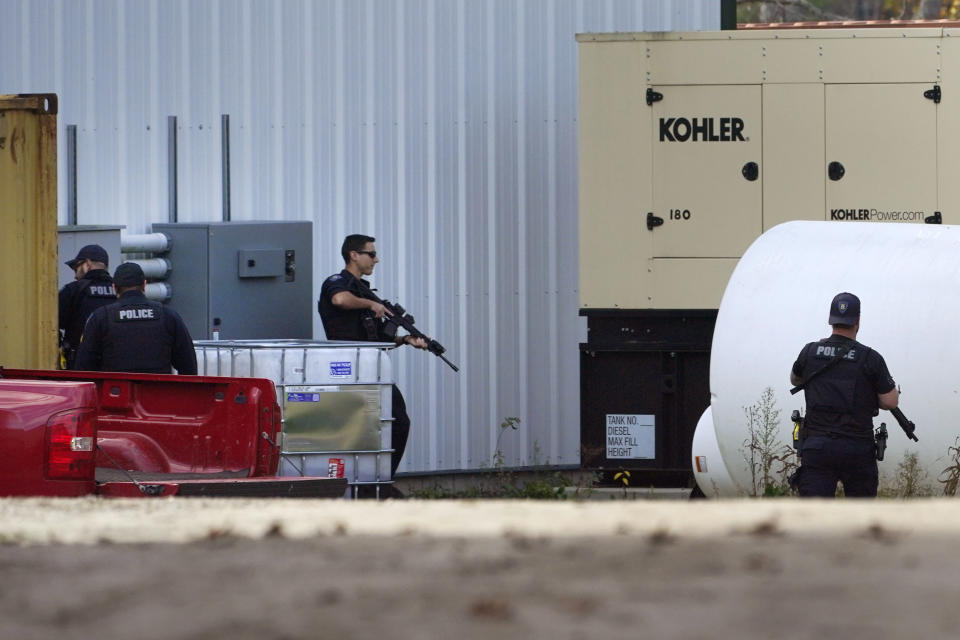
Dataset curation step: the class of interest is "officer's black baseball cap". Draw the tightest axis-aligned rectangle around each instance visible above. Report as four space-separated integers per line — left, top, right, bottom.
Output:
828 292 860 326
65 244 109 269
113 262 146 287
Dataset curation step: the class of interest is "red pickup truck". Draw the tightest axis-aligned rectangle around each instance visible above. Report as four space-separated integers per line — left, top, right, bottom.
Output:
0 368 346 498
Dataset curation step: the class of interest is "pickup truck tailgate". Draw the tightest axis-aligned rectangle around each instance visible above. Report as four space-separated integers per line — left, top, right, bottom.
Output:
2 369 345 498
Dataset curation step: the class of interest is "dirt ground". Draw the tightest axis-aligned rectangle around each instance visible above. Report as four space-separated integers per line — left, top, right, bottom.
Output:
2 498 960 640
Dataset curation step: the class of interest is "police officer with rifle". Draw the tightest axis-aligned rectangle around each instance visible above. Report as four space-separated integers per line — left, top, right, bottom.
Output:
318 234 457 478
788 292 911 497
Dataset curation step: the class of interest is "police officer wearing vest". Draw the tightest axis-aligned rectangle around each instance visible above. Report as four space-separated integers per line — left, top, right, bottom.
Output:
789 292 899 497
74 262 198 375
318 234 428 478
58 244 116 369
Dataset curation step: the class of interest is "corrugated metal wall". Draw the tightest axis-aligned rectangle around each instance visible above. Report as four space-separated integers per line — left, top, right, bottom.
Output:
1 0 718 473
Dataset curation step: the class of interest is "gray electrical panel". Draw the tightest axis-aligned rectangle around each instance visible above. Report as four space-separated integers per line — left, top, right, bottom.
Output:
152 221 313 340
58 225 124 289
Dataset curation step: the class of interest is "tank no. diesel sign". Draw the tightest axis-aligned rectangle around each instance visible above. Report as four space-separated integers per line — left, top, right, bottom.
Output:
606 414 655 459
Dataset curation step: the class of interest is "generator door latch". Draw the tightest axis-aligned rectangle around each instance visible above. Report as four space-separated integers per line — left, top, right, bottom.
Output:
741 161 759 181
284 249 296 282
924 85 941 104
646 212 664 230
646 88 663 106
925 211 942 224
828 161 845 181
662 374 676 394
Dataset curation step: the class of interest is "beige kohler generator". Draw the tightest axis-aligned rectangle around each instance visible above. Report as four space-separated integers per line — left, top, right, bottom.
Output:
577 27 951 487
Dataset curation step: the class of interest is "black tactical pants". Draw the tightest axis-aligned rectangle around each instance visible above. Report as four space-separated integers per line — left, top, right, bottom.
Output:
797 433 878 498
390 385 411 477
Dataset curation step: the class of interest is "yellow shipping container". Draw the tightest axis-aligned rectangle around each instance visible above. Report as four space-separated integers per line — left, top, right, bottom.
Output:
0 94 58 369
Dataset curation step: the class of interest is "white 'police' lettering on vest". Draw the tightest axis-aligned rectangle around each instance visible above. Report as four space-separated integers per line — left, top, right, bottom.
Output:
815 345 856 360
89 285 115 296
117 307 156 321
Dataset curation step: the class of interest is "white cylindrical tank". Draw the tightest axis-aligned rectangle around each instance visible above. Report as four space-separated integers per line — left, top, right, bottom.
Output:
691 406 738 497
694 221 960 497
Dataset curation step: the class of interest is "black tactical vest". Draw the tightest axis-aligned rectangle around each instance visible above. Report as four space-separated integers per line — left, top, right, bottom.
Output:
64 273 116 357
100 299 173 373
318 271 385 341
802 339 877 438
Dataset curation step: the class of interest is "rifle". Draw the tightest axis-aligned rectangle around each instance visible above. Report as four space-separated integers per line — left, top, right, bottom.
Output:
889 406 919 442
355 282 459 372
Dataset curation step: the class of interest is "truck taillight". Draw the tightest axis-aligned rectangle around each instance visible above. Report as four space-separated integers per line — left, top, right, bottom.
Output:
46 409 97 480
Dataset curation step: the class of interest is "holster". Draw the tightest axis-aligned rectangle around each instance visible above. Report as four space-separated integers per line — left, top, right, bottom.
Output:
788 467 802 492
874 423 888 461
60 343 76 370
360 312 379 341
791 409 805 456
787 409 805 493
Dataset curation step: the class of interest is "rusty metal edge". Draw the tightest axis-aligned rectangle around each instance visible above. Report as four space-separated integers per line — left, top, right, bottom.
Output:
0 94 58 114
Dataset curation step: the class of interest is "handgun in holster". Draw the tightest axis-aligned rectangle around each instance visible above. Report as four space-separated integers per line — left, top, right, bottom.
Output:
874 423 888 461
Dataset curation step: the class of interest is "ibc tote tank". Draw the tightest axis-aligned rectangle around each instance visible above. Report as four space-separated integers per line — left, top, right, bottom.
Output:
693 221 960 497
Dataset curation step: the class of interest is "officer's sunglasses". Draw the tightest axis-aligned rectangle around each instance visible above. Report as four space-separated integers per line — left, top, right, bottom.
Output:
355 250 377 259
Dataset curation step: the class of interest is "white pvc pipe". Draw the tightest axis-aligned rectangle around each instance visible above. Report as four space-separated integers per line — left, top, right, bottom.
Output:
144 282 171 302
124 258 170 280
125 257 170 280
121 233 170 253
694 221 959 497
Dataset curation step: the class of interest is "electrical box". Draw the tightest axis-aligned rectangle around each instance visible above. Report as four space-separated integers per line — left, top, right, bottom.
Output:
152 221 313 340
58 225 123 289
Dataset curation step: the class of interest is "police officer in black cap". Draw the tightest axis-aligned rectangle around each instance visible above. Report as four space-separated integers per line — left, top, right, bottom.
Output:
74 262 197 375
58 244 116 369
318 234 428 477
789 292 899 497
